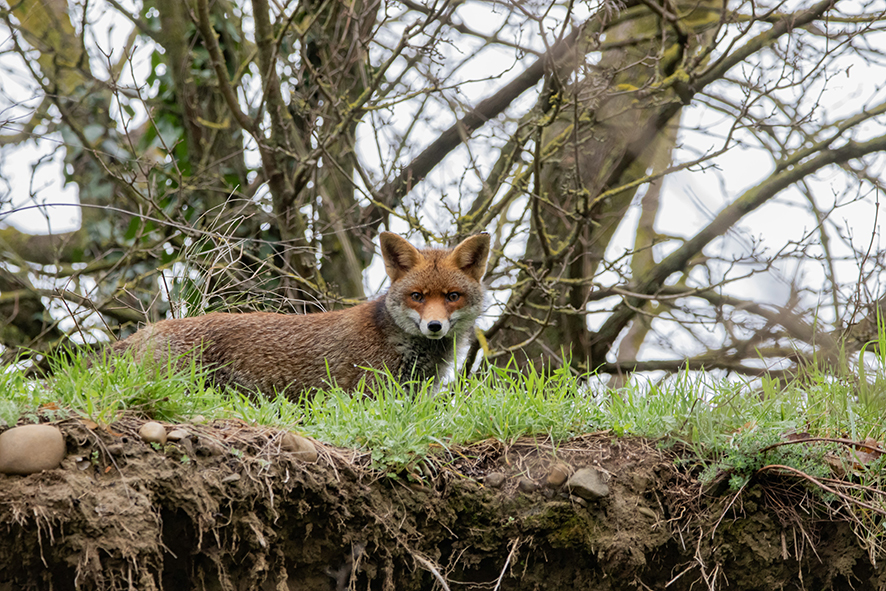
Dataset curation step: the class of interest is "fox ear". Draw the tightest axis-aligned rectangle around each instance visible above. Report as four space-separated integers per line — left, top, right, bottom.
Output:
380 232 424 283
449 233 490 281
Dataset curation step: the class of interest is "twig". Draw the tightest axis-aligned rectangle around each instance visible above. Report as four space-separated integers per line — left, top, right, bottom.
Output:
665 562 697 588
710 481 749 540
493 537 521 591
412 553 450 591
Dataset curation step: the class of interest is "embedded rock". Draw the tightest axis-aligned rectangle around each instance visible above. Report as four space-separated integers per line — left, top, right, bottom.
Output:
518 477 538 493
167 429 189 442
195 438 225 457
139 422 167 445
281 432 318 463
0 424 66 475
566 467 610 500
546 463 572 488
484 472 506 488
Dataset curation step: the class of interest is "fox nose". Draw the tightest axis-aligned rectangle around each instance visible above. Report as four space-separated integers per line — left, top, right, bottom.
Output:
427 320 443 333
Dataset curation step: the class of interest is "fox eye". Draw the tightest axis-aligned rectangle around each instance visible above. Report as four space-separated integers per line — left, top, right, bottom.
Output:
446 292 461 302
411 292 423 302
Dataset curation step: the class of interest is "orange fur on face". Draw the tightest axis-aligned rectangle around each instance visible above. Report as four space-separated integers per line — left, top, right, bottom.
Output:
114 232 491 398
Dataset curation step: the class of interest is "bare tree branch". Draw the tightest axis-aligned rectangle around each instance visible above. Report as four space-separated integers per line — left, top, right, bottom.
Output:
590 131 886 365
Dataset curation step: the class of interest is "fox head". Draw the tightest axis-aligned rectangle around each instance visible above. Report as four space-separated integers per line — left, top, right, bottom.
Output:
380 232 490 340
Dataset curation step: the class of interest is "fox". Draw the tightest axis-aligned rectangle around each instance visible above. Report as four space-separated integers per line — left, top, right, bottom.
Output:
112 232 490 397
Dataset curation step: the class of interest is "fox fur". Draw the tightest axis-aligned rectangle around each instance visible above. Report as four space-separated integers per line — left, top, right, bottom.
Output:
112 232 490 396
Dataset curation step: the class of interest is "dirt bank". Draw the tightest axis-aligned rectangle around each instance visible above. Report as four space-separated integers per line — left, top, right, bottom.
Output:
0 418 882 590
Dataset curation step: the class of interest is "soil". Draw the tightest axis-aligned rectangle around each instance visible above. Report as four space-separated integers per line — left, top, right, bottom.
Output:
1 417 883 591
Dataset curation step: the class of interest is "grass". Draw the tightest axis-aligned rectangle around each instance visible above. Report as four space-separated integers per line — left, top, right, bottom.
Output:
1 333 886 476
0 348 229 428
5 329 886 562
301 362 604 470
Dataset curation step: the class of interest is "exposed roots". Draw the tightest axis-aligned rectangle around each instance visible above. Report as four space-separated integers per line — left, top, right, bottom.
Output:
1 424 886 590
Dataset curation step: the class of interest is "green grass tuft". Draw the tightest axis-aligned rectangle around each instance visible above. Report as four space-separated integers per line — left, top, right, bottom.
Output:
296 363 602 471
0 348 228 426
3 323 886 476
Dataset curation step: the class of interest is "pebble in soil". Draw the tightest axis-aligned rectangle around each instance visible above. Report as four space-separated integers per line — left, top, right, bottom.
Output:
0 424 66 475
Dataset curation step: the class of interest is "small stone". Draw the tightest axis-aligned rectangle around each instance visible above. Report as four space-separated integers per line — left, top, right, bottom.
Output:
0 424 66 475
138 422 167 445
517 477 538 493
195 439 224 457
566 467 610 500
546 463 572 488
190 415 206 424
105 444 125 456
280 432 318 463
167 429 189 442
484 472 506 488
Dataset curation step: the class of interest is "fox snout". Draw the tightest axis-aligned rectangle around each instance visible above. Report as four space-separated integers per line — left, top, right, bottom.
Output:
421 316 450 339
409 297 452 339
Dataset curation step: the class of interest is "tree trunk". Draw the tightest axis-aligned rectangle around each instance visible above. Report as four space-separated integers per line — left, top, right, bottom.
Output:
493 2 718 369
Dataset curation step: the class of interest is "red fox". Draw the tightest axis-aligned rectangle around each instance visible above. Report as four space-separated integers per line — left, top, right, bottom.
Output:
113 232 490 396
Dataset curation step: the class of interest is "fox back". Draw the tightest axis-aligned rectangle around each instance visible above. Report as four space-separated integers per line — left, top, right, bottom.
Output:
112 232 490 397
